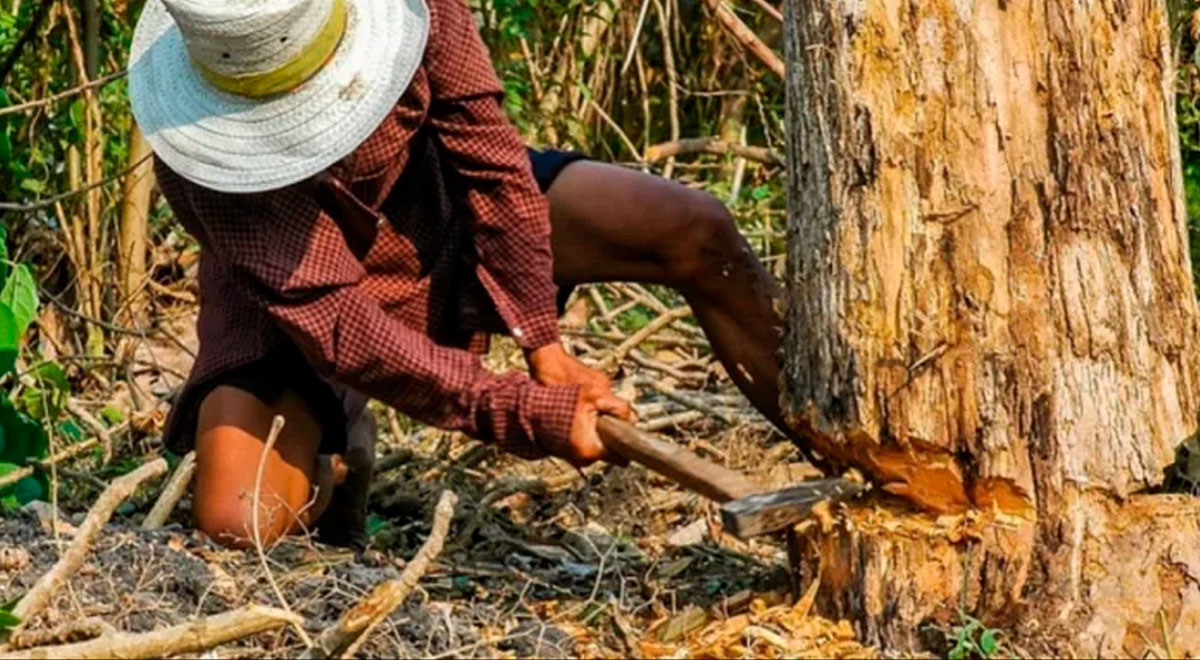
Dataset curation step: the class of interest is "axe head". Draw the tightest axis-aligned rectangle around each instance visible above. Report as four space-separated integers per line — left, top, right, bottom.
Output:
719 478 866 539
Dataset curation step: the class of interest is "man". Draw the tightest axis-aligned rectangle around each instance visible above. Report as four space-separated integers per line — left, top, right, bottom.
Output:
130 0 799 548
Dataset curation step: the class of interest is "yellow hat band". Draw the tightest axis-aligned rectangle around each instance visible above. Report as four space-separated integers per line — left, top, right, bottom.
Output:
195 0 347 98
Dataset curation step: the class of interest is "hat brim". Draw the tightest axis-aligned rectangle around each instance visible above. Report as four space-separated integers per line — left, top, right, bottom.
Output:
129 0 428 194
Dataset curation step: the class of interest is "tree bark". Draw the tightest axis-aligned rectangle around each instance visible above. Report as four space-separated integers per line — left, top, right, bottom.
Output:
782 0 1200 653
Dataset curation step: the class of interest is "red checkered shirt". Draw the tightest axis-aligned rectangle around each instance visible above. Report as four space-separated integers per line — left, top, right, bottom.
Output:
155 0 577 458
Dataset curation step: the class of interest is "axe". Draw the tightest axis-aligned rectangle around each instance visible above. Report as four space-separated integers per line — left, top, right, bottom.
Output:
596 417 865 538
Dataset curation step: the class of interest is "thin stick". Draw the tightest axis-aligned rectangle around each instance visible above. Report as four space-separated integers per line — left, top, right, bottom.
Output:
63 400 123 463
141 451 196 530
251 415 313 648
634 377 737 424
10 459 167 635
301 490 458 659
641 410 705 432
651 0 680 178
0 152 152 212
2 604 302 660
744 0 782 21
618 0 652 76
645 137 783 165
0 438 100 490
703 0 784 77
0 70 126 117
600 306 693 371
588 99 642 163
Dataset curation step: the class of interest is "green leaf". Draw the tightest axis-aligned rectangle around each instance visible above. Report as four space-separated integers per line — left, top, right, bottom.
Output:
0 264 38 335
18 178 44 194
57 419 83 441
0 398 47 464
100 405 124 425
0 305 18 376
979 629 999 656
13 476 41 506
0 463 23 512
0 609 20 631
0 225 8 287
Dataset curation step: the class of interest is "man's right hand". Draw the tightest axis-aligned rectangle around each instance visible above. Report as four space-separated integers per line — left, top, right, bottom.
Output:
552 381 634 466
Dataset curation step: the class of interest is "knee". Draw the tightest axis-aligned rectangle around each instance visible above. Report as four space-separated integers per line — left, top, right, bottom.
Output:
192 482 293 549
658 193 743 287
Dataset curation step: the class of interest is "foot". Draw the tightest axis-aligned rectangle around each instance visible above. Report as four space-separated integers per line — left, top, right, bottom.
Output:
316 410 376 550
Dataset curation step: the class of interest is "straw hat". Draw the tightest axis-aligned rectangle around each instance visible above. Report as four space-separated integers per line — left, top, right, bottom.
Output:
129 0 428 193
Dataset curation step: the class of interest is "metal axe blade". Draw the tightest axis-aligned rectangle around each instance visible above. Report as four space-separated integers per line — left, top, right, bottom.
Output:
719 478 867 539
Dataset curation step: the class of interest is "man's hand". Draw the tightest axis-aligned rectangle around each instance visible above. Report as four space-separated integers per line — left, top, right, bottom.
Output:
527 343 634 465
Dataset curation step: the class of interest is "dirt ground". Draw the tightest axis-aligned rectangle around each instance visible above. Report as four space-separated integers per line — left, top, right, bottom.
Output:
2 295 889 658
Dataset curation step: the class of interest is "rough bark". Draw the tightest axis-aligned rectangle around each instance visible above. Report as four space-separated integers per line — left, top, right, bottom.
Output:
782 0 1200 651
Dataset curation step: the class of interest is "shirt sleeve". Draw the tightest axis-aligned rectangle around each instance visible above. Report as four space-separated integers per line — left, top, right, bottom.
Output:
158 164 578 459
423 0 562 352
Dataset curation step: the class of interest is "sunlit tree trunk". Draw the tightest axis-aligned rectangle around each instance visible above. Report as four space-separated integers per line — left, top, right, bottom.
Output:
782 0 1200 653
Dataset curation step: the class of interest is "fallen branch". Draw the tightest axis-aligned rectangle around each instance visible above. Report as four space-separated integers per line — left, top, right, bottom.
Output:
141 451 196 530
600 306 693 372
10 459 167 636
8 618 114 651
2 604 301 660
301 490 459 659
644 137 783 166
703 0 784 77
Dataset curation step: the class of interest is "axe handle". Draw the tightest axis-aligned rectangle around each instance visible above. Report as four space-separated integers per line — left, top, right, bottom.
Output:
596 416 760 502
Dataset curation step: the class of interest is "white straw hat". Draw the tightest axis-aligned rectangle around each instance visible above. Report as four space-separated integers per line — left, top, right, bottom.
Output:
129 0 428 193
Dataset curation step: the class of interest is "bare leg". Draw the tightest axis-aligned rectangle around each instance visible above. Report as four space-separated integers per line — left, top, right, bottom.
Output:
545 161 800 445
193 386 346 549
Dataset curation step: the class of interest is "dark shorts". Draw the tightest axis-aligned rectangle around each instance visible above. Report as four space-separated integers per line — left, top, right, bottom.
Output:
196 148 588 455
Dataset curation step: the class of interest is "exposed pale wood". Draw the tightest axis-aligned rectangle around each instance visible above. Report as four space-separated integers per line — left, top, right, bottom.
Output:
782 0 1200 650
597 417 759 502
10 459 167 635
2 605 301 659
301 490 458 659
141 451 196 530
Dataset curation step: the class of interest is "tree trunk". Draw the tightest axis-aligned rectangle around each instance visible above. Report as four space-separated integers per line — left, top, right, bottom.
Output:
782 0 1200 653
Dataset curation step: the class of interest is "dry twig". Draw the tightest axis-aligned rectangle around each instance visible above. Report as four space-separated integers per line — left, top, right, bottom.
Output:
141 451 196 530
645 137 783 166
703 0 784 77
10 459 167 636
601 306 693 372
3 605 302 660
301 490 459 659
252 416 313 648
0 438 100 490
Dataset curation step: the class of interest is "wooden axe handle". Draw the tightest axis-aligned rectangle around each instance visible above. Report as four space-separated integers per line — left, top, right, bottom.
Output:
596 416 760 502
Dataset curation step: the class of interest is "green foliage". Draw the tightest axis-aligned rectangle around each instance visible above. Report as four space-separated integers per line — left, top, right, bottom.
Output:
0 228 50 512
932 613 1007 660
1175 3 1200 290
